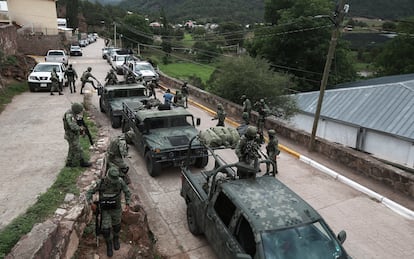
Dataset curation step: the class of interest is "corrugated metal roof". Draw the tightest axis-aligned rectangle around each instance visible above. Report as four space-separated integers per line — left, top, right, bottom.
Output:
295 78 414 140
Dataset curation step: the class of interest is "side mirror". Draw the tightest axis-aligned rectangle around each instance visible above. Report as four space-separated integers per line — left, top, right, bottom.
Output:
196 118 201 126
337 230 347 244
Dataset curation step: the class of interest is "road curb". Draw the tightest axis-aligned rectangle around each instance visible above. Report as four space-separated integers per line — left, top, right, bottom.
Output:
158 84 414 220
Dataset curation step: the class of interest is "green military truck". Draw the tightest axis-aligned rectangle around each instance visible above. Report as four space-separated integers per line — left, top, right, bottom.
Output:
180 138 350 259
121 103 208 176
98 83 148 128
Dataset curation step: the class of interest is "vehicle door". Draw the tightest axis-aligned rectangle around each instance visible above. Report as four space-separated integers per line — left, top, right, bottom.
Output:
131 118 147 154
232 211 258 258
205 190 245 259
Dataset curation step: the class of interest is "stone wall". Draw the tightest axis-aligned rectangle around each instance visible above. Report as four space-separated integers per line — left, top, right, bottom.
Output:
0 25 17 56
160 74 414 198
17 34 66 56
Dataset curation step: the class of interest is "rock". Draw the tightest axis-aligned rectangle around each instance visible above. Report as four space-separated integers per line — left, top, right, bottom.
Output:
55 208 67 216
64 193 75 203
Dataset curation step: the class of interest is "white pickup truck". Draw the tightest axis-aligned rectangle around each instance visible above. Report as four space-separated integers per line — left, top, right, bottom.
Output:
45 50 68 65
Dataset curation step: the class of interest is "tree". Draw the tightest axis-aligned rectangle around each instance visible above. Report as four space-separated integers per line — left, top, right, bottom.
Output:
248 0 356 92
66 0 79 29
207 55 298 119
119 13 153 46
217 22 244 46
193 41 221 63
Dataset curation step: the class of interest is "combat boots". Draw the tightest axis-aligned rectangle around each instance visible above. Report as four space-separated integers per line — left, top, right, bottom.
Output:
112 224 121 250
102 228 113 257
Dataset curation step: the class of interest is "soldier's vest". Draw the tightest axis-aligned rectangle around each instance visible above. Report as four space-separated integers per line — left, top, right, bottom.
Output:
66 68 75 78
81 71 88 81
99 178 122 210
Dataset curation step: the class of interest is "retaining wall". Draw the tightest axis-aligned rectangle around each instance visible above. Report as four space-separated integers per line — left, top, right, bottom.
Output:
161 74 414 198
0 25 17 56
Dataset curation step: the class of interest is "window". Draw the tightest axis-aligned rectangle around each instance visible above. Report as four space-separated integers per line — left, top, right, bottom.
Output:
214 192 236 227
148 118 166 129
235 216 256 257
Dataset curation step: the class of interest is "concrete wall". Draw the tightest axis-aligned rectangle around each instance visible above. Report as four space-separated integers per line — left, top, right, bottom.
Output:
160 74 414 198
0 24 17 56
17 33 65 56
7 0 58 35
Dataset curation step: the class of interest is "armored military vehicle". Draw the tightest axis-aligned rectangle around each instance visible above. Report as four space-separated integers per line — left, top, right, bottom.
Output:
121 103 208 176
98 83 148 128
180 136 350 259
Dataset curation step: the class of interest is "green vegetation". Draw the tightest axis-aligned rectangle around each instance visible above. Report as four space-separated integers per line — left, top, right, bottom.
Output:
0 115 96 258
0 82 28 114
158 62 215 84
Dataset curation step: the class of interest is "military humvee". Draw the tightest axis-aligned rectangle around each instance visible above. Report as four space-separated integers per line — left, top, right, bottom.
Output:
180 139 350 259
121 103 208 176
98 83 148 128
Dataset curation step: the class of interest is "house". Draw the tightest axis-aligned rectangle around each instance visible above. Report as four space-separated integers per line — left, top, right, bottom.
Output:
7 0 58 35
289 74 414 168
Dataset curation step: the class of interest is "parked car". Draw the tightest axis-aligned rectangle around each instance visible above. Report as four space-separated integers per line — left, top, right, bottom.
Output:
102 47 113 59
111 54 134 75
69 45 83 56
79 39 88 47
125 61 159 83
27 62 68 92
45 50 68 65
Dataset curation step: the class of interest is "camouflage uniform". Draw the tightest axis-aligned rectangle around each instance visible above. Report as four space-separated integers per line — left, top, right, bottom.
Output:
213 103 226 127
105 69 118 86
65 64 78 93
235 126 261 178
266 129 280 175
181 82 189 108
50 68 63 95
80 67 97 94
255 99 270 143
241 95 252 121
107 135 130 184
148 80 157 99
86 167 131 257
63 103 90 167
175 91 185 107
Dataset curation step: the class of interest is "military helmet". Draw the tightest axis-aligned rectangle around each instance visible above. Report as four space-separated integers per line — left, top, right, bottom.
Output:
69 64 72 68
217 103 223 110
71 102 83 114
268 129 276 136
241 95 246 99
260 98 265 103
242 112 248 120
87 67 92 72
246 126 258 138
110 68 114 73
107 167 119 180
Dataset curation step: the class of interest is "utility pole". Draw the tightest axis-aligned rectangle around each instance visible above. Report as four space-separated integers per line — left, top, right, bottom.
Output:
114 23 117 48
308 0 349 151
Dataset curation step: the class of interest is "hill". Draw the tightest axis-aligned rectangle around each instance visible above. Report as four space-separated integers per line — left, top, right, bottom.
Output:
349 0 414 20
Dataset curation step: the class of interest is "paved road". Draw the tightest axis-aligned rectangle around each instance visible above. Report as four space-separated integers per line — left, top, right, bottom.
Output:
1 38 413 259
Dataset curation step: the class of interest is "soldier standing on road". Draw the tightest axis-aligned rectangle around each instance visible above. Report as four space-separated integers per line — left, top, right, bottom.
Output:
107 134 130 184
241 95 252 122
80 67 98 94
105 69 118 86
266 129 280 175
65 64 78 93
63 103 91 167
163 89 174 105
181 81 189 108
174 91 185 108
255 99 270 143
50 68 63 95
148 80 157 99
87 167 131 257
212 103 226 127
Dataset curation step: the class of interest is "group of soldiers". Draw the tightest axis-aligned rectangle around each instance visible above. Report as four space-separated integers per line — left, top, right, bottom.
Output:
162 82 189 108
62 102 131 257
50 64 99 95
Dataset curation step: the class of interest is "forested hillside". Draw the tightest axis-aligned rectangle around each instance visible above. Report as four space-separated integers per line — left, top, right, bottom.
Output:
349 0 414 19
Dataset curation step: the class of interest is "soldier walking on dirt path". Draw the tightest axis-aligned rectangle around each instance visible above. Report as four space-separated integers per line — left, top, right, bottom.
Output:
50 68 63 95
63 103 91 167
87 167 131 257
80 67 98 94
65 64 78 93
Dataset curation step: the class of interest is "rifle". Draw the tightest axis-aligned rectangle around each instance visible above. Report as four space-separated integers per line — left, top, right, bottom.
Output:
93 201 102 247
77 117 93 145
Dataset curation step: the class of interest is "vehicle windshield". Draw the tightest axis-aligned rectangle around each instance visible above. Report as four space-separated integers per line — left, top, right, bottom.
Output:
71 46 81 50
109 88 146 98
33 64 61 72
134 63 154 72
48 51 64 56
147 115 193 129
262 220 346 259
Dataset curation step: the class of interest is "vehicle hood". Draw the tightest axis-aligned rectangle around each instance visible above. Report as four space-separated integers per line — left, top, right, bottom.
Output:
109 97 147 112
136 69 156 77
144 126 200 150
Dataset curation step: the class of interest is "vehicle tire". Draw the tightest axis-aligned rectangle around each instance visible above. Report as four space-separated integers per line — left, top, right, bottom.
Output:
187 203 202 235
111 112 121 128
99 98 105 113
195 156 209 168
145 152 161 177
29 84 36 92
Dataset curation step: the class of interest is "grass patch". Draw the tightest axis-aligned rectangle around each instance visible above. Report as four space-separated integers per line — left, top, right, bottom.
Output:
0 116 96 258
0 82 28 114
158 62 215 84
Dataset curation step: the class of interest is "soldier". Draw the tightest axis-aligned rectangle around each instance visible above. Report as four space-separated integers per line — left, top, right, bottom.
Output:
80 67 98 94
212 103 226 127
105 69 118 86
65 64 78 93
125 71 137 84
107 134 130 184
174 91 185 107
235 126 261 178
163 89 174 105
241 95 252 121
148 80 157 99
181 81 189 108
87 167 131 257
255 99 270 143
50 67 63 95
266 129 280 175
63 103 91 167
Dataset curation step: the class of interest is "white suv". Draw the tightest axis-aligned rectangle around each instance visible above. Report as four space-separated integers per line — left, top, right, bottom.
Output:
125 61 159 83
27 62 68 92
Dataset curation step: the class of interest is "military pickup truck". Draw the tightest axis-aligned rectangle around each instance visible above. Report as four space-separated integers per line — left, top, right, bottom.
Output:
180 138 350 259
98 83 148 128
121 103 208 176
